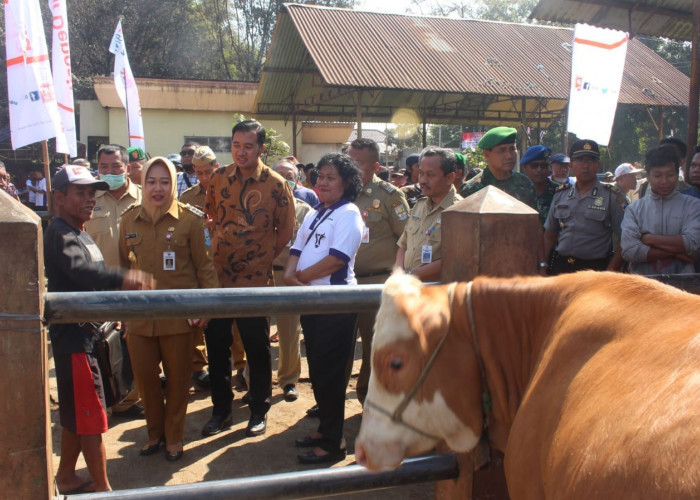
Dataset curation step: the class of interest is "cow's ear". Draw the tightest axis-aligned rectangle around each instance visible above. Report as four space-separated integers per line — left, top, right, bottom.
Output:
396 287 449 350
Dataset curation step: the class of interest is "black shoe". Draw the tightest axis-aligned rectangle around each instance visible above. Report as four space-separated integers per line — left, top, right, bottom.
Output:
192 369 210 387
242 392 252 405
246 414 267 437
201 414 232 437
295 435 323 448
297 448 347 464
165 450 184 462
283 384 299 402
305 405 320 418
139 437 164 456
112 403 145 420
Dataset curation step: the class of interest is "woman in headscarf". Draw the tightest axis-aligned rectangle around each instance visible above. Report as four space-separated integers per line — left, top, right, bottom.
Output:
119 157 219 461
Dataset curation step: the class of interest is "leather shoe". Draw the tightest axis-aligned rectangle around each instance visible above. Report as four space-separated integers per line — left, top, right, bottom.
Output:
192 369 210 387
305 405 320 418
297 447 347 464
201 414 232 437
246 414 267 437
283 384 299 402
295 435 323 448
165 450 183 462
112 403 145 420
139 437 164 456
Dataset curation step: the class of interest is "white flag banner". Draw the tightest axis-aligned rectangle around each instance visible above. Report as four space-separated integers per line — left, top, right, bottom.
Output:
4 0 67 150
49 0 77 157
567 24 628 146
108 20 145 150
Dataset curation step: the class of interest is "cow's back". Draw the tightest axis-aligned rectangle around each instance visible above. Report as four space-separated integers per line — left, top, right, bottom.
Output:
505 273 700 499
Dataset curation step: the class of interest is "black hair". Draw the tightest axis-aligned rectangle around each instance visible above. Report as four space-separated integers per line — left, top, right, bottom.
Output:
660 137 687 160
350 138 380 163
97 144 128 163
316 153 363 202
232 119 266 147
181 141 200 150
419 147 458 175
645 144 680 173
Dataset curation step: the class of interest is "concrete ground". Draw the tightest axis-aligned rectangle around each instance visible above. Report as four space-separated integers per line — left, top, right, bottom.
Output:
49 328 434 498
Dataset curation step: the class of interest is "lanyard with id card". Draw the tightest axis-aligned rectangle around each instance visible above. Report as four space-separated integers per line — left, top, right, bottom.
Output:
164 227 176 271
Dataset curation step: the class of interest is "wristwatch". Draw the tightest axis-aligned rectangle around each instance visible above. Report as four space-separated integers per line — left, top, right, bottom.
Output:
538 262 548 269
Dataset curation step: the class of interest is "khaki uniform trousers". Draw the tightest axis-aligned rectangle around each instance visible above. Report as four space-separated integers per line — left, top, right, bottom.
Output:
354 272 391 404
192 328 208 373
128 331 194 445
273 268 301 387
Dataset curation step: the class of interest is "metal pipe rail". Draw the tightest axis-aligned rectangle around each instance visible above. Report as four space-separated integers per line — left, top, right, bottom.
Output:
44 285 385 324
68 454 459 500
44 275 700 324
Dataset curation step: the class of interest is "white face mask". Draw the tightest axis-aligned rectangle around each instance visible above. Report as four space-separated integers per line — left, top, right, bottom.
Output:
286 179 296 190
99 173 126 190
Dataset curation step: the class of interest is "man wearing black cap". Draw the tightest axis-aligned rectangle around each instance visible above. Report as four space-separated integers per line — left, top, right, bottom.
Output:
520 144 558 226
460 126 537 209
45 165 153 494
543 139 627 274
400 153 423 208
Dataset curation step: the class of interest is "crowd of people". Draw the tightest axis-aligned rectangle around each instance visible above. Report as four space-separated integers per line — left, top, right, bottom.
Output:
3 118 699 493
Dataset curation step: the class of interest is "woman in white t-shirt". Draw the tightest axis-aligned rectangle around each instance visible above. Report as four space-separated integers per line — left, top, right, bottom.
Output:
284 153 364 464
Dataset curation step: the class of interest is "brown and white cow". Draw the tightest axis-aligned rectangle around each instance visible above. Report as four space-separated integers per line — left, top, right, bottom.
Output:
356 270 700 499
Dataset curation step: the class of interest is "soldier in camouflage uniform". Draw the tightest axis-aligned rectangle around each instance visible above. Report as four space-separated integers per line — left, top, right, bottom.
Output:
520 144 560 226
544 139 627 274
400 153 423 208
459 126 537 209
348 138 409 405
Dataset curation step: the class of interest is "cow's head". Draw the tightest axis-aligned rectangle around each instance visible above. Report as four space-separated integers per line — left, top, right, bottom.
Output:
356 271 483 471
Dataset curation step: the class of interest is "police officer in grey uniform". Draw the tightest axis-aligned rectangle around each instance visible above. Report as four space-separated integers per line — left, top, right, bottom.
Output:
543 139 626 274
348 138 409 405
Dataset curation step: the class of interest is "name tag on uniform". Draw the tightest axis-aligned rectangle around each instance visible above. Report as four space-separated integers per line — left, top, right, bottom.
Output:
421 245 432 264
85 243 103 262
362 226 370 244
163 251 176 271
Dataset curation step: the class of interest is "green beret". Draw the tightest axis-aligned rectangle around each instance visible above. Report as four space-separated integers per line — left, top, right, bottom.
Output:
478 127 517 150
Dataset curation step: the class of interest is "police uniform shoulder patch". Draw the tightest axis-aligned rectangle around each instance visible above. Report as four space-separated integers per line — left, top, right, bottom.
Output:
555 182 571 192
379 181 396 194
183 203 205 218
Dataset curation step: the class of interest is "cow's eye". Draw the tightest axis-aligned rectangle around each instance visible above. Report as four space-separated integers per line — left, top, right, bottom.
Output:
389 358 403 370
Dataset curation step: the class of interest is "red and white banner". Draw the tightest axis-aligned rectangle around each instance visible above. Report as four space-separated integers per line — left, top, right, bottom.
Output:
568 24 628 146
109 20 145 150
49 0 77 157
4 0 66 150
461 132 485 149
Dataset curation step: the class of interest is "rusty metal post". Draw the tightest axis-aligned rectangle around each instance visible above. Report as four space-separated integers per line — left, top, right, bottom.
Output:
0 191 52 498
435 185 540 499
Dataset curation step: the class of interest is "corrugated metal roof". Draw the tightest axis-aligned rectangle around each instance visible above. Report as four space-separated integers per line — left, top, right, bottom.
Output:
530 0 692 41
253 4 689 127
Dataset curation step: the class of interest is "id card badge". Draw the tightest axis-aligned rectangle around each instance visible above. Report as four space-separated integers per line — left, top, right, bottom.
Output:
421 245 433 264
361 226 370 244
163 251 176 271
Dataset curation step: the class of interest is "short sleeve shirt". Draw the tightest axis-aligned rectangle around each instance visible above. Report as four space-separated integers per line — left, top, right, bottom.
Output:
290 199 364 286
398 186 462 272
205 160 296 287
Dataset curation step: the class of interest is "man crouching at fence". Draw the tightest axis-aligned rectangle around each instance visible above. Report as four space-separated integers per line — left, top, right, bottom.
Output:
44 165 154 494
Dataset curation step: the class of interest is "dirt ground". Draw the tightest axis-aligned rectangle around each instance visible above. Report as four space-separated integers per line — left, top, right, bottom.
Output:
49 326 434 498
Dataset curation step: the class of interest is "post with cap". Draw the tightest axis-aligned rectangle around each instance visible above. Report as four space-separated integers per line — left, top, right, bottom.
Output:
435 185 541 500
0 191 52 498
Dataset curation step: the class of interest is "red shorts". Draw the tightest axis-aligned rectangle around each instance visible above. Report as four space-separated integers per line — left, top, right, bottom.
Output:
55 352 108 435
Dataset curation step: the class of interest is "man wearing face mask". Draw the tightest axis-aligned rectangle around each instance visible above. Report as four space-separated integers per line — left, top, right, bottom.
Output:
85 144 144 418
277 157 319 206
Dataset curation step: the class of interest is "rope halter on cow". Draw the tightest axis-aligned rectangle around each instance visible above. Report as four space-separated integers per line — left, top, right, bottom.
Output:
364 281 493 461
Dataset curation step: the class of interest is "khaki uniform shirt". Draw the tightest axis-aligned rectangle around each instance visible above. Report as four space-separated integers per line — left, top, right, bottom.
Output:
180 183 206 211
119 202 219 336
205 159 296 287
398 185 462 272
544 180 626 259
354 175 409 276
273 198 312 269
85 180 141 268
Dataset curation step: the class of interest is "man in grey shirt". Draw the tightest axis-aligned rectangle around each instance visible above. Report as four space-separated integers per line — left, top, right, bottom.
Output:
544 139 627 274
621 144 700 275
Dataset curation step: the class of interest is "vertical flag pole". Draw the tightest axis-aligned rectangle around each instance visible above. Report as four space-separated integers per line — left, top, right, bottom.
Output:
42 141 53 212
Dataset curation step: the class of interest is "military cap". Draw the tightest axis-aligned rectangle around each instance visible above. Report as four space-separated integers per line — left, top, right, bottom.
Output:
520 145 552 165
192 145 217 167
478 127 517 150
569 139 600 160
128 146 146 161
405 154 420 167
454 152 467 169
550 153 570 164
